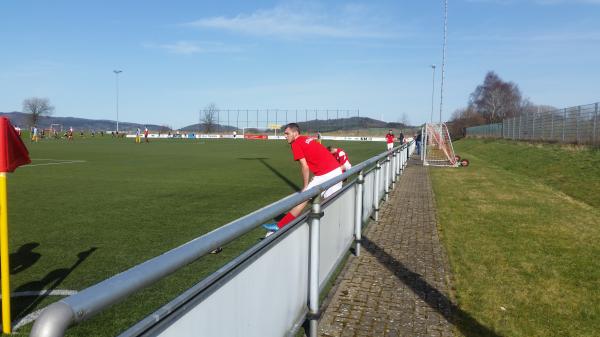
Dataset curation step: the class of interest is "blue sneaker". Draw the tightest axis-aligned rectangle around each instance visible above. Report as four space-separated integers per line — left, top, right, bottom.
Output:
262 223 279 232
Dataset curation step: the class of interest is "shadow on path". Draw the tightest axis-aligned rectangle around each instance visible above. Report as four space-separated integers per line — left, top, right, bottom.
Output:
13 247 98 319
362 236 502 337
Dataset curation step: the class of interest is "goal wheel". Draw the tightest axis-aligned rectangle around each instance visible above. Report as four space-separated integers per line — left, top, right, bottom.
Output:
460 159 470 167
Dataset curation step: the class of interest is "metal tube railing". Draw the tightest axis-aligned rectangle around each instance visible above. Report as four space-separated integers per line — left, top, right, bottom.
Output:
30 142 413 337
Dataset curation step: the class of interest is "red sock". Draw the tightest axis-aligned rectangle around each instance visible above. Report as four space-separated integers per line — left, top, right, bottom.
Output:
277 213 297 229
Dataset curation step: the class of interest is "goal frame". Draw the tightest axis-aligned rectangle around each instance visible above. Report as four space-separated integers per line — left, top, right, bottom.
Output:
422 122 458 167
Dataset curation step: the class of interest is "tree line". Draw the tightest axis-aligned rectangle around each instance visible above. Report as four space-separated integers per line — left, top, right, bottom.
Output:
448 71 555 139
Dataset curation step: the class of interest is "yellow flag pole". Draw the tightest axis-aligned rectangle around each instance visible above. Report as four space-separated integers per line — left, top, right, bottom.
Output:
0 172 11 333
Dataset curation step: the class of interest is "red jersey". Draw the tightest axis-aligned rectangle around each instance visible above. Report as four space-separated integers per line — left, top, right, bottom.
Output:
291 136 340 176
144 130 149 136
386 133 395 144
332 148 349 165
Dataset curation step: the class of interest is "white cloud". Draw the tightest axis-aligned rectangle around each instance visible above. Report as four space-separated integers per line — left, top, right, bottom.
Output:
145 41 242 55
184 3 402 39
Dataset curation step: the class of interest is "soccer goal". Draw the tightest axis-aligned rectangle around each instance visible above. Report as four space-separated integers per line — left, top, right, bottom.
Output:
423 123 459 167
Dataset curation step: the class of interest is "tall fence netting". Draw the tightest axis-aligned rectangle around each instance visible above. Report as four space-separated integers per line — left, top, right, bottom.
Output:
465 102 599 146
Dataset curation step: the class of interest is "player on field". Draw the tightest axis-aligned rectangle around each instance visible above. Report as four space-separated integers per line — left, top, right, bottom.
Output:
263 123 343 236
32 126 38 142
135 128 141 144
385 129 395 150
144 127 149 143
327 146 352 172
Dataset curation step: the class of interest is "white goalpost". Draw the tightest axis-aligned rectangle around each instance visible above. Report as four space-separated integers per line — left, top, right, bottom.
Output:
423 123 460 167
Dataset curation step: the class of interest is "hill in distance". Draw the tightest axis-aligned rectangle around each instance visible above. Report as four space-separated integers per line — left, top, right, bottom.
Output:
2 112 413 133
0 112 165 132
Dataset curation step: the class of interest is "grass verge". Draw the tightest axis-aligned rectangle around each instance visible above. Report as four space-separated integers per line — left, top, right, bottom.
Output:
430 139 600 337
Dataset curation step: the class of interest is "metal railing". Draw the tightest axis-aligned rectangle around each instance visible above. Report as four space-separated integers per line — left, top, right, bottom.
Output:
30 141 416 337
465 102 600 146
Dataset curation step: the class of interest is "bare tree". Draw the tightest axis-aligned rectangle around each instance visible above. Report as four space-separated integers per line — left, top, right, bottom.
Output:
22 97 54 126
469 72 522 123
448 106 487 139
201 103 219 133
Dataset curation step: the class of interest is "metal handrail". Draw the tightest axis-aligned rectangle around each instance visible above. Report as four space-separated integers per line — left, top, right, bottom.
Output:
30 142 411 337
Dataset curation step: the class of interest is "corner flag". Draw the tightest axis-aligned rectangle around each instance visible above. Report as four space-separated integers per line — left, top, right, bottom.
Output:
0 117 30 333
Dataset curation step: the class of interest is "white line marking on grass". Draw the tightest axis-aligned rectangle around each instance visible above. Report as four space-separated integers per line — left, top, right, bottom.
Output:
0 289 78 299
13 309 44 331
25 160 86 167
9 289 78 331
31 158 68 161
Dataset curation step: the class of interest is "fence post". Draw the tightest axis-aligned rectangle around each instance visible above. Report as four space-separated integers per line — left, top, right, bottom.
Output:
307 196 322 337
562 108 566 142
594 103 598 146
551 111 554 140
577 105 581 144
354 171 364 257
532 112 535 139
374 162 381 221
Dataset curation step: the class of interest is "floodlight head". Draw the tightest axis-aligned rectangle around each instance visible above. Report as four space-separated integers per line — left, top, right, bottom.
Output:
431 64 436 69
113 70 123 74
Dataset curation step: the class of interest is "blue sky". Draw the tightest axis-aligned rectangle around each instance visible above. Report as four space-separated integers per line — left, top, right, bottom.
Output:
1 0 599 128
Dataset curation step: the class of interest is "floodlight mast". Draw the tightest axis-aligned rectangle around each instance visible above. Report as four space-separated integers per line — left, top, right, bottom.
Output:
430 64 436 124
113 70 123 133
439 0 448 124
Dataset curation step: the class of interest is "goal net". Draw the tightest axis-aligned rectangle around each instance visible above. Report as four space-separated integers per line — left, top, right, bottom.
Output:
423 123 457 167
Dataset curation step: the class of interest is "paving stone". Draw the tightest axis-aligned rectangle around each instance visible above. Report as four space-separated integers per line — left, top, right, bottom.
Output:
318 159 455 337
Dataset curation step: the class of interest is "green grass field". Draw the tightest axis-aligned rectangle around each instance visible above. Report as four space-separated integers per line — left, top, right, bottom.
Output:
430 139 600 337
7 136 383 336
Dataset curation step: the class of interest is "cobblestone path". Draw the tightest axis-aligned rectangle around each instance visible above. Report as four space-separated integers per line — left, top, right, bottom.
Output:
318 160 455 337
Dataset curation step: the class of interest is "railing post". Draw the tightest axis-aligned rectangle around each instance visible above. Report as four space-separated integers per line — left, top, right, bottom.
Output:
395 149 401 177
384 157 390 202
308 195 322 337
374 161 381 221
354 171 364 257
391 151 397 188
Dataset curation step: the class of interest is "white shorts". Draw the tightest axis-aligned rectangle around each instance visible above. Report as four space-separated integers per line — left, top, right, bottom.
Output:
305 167 343 199
387 143 393 150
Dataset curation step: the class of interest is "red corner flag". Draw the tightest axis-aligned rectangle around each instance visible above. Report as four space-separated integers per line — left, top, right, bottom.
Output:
0 117 30 172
